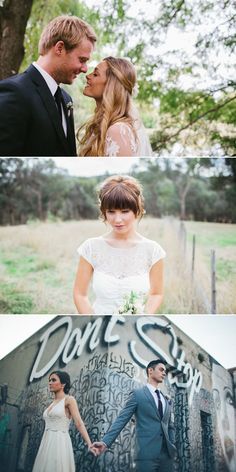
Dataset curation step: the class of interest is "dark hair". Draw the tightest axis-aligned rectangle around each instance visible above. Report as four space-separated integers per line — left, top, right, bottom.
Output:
98 175 145 221
146 359 166 377
49 370 71 394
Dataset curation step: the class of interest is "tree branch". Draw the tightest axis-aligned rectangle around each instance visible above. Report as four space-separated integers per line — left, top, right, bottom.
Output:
153 94 236 151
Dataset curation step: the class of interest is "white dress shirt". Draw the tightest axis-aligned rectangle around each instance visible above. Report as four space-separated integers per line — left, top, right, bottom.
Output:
147 383 166 415
32 62 67 136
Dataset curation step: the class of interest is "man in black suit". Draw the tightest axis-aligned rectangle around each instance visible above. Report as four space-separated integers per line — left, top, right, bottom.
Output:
0 15 96 156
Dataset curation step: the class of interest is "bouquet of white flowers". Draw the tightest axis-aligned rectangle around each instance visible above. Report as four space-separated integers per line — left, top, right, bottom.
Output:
117 291 146 314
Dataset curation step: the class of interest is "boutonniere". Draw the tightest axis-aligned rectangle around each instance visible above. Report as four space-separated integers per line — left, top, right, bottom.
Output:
66 101 73 117
164 394 172 405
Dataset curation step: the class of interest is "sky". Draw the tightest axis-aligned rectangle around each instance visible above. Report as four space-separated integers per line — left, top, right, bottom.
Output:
53 157 142 176
50 157 226 178
0 315 235 369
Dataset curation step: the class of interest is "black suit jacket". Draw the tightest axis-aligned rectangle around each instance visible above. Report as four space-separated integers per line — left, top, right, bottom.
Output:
0 65 77 156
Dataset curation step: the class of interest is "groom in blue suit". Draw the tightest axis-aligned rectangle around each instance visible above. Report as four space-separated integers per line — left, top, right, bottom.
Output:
0 15 96 156
93 359 176 472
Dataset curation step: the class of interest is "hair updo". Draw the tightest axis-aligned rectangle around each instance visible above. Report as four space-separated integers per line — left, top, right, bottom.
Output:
49 370 71 394
98 175 145 221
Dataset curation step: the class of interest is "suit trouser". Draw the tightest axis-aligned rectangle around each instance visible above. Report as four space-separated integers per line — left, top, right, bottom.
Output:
135 441 174 472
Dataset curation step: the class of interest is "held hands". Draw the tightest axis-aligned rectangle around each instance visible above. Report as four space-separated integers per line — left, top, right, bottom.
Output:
88 444 99 456
89 441 107 456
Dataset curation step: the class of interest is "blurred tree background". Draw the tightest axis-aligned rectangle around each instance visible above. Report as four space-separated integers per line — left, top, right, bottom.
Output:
0 157 235 225
0 0 235 155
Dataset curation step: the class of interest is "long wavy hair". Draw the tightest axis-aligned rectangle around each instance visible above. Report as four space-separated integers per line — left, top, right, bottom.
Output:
78 57 137 156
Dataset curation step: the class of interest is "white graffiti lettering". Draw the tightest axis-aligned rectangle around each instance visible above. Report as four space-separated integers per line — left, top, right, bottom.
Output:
30 316 119 381
129 317 203 405
29 317 72 381
29 316 203 404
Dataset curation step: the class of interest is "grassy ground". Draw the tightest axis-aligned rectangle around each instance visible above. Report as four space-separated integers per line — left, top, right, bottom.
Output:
0 218 235 314
184 221 236 313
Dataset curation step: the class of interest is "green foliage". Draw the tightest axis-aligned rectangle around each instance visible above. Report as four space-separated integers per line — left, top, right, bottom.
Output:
211 132 236 159
156 178 179 214
216 259 236 281
2 252 54 276
0 284 34 314
159 89 217 121
0 159 99 224
187 230 236 248
185 178 233 222
213 99 236 125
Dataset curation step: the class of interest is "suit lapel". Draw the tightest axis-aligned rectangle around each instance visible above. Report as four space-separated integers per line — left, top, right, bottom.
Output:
162 395 170 423
143 386 162 420
25 65 71 155
143 386 171 423
61 91 76 155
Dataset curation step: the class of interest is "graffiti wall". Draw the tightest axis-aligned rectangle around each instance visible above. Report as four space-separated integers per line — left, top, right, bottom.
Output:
212 361 236 472
0 315 235 472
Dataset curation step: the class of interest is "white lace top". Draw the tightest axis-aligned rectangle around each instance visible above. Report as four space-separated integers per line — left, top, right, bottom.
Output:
104 121 153 157
77 236 166 314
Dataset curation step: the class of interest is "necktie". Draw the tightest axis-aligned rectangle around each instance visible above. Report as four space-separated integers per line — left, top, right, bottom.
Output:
155 389 163 419
54 86 63 122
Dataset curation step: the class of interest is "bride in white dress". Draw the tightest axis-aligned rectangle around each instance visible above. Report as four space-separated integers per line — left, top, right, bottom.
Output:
77 56 152 156
32 371 96 472
73 175 165 314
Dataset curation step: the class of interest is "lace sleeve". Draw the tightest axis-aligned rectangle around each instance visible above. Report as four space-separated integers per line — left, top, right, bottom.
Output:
77 239 94 267
151 242 166 265
104 123 138 157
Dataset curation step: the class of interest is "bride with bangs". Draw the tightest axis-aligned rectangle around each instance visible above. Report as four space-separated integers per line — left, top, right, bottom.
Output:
77 57 152 157
73 175 165 314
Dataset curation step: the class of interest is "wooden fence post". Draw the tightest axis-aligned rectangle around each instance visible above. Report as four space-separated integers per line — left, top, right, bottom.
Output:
211 250 216 314
191 235 196 281
179 221 187 256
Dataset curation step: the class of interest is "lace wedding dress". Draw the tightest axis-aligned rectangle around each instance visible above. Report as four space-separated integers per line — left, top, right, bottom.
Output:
77 236 166 314
32 398 75 472
104 121 153 156
104 106 153 156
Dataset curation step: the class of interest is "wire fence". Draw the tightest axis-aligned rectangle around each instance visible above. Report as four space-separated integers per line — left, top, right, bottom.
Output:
178 221 217 314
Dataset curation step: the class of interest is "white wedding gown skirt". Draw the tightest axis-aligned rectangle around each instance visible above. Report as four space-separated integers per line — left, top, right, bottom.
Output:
32 398 75 472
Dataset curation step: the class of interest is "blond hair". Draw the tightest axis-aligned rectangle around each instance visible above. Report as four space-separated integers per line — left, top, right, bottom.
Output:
98 175 145 220
39 15 96 54
78 57 137 156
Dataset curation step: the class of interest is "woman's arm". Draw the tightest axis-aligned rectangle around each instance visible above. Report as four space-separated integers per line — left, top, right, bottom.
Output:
145 259 164 314
73 256 94 314
66 396 93 448
105 123 134 157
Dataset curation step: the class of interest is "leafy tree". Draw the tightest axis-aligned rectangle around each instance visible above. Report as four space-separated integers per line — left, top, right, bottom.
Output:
0 158 235 224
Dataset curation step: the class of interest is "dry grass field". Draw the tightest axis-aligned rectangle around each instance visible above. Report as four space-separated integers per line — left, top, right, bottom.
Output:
0 218 235 314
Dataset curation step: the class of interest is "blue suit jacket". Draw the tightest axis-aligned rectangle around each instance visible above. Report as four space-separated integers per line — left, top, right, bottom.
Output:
102 386 176 461
0 65 76 156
